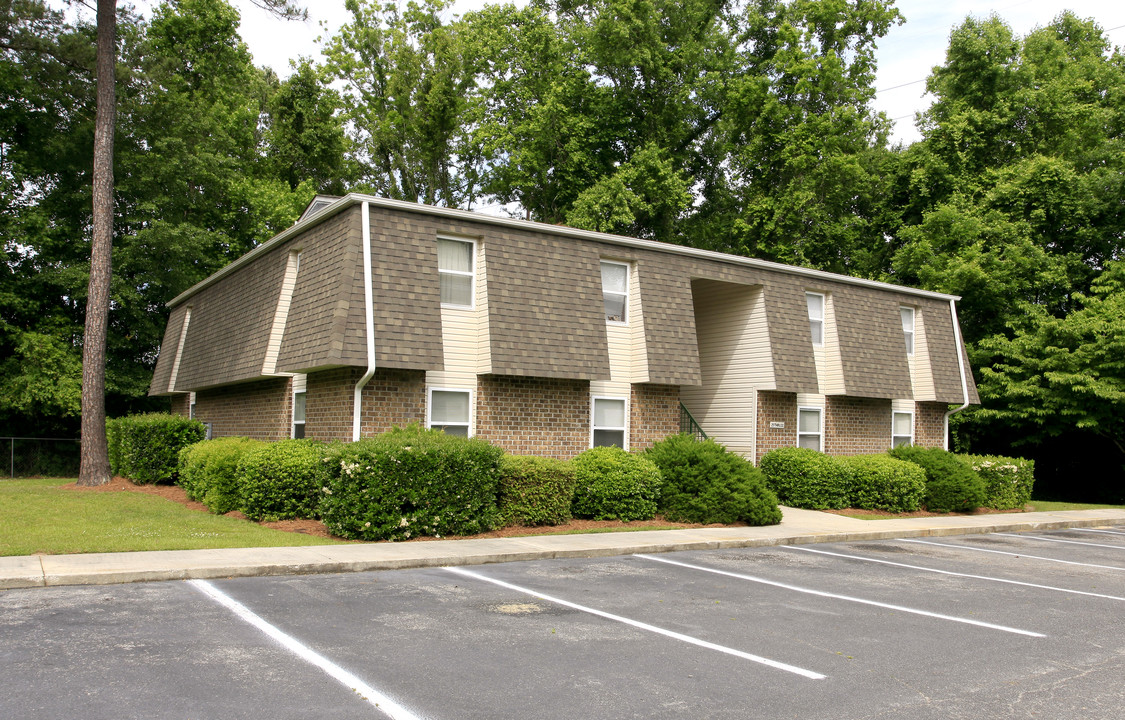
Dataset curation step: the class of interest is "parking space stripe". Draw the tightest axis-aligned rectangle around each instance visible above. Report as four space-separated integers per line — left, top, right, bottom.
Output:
784 546 1125 602
188 580 423 720
1075 528 1125 537
993 532 1125 550
633 554 1045 638
902 539 1125 571
441 566 826 680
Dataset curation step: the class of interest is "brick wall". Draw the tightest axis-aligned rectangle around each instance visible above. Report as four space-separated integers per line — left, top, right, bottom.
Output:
915 401 948 449
305 367 425 441
194 378 292 441
475 375 589 459
824 396 892 456
170 394 190 417
755 390 796 464
630 384 680 451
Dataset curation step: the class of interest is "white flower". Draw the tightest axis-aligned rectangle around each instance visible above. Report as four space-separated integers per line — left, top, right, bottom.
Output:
364 522 371 527
399 517 409 528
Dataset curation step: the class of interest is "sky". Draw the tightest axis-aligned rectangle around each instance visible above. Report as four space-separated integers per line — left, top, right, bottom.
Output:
229 0 1125 146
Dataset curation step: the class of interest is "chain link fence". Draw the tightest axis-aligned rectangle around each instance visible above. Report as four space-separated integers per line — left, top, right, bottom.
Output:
3 437 81 478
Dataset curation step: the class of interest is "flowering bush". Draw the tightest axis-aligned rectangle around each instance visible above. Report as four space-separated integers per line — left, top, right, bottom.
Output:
962 454 1035 510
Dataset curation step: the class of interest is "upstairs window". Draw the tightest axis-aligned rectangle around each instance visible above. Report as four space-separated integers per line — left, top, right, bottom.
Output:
601 261 629 324
438 238 474 308
901 306 915 356
806 292 824 346
292 391 306 439
892 411 913 448
429 389 471 437
797 407 822 451
592 397 627 448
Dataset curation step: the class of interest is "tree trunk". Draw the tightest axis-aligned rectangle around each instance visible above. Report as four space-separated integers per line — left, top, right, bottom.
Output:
78 0 117 486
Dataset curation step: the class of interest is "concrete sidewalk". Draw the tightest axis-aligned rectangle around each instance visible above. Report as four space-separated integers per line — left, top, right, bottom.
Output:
4 507 1125 590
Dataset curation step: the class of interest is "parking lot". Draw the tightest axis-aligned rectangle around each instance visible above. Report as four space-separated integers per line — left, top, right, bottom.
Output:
4 526 1125 719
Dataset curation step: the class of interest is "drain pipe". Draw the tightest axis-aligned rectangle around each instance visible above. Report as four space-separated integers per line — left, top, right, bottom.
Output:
943 298 970 450
353 201 376 441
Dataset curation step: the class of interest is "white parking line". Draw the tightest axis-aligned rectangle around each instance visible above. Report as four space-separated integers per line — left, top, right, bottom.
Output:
442 566 826 680
902 539 1125 571
784 546 1125 602
993 532 1125 550
634 554 1045 638
1075 528 1125 537
189 580 423 720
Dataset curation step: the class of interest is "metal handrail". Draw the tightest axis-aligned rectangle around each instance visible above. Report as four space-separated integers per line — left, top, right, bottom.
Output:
678 403 708 442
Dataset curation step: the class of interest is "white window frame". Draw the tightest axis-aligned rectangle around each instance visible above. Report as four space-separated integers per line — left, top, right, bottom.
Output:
892 410 914 448
591 395 628 449
901 306 915 356
437 236 476 309
600 260 630 325
292 390 306 439
188 391 197 419
797 406 823 452
806 292 825 347
427 387 473 437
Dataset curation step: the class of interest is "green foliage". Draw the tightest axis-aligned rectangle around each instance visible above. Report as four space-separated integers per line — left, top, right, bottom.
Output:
319 426 503 541
496 455 577 527
962 454 1035 510
177 437 268 514
839 454 926 513
888 446 986 513
759 447 852 510
111 413 207 484
236 439 330 522
571 446 662 522
645 434 781 525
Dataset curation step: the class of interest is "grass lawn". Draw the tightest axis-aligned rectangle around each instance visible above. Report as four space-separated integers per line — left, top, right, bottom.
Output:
0 478 342 556
1027 499 1125 512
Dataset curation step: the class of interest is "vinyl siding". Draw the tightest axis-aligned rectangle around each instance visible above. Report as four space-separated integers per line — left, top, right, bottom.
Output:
819 294 846 395
911 308 937 401
262 251 301 376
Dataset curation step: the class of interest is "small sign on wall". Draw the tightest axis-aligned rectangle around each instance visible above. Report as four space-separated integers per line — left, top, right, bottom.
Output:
769 421 785 429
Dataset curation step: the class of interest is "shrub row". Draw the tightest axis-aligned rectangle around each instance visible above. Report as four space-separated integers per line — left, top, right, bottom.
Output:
108 413 207 484
962 454 1035 510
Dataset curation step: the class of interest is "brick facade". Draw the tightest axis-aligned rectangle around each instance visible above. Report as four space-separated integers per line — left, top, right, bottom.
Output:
629 384 680 452
915 401 948 449
475 375 589 459
194 378 292 441
304 367 426 441
755 390 797 464
170 394 190 417
824 396 893 456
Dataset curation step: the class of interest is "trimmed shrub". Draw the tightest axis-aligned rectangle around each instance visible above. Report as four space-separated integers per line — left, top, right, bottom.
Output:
759 447 852 509
237 439 331 521
178 437 267 513
963 454 1035 510
571 446 662 521
112 413 207 484
839 454 926 512
889 446 986 513
497 455 577 527
320 426 503 541
645 434 781 525
106 417 123 476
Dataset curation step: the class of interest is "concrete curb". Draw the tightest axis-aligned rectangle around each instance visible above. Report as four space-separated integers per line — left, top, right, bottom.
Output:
3 510 1124 590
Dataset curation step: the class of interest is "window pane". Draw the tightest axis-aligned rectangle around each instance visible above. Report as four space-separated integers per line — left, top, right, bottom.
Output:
431 390 470 424
593 429 625 448
798 409 820 433
440 274 473 306
806 293 823 320
594 398 626 428
809 319 823 345
900 307 914 332
435 424 469 438
798 434 821 451
293 423 305 439
893 412 912 436
601 262 627 293
438 239 473 273
905 331 914 355
604 293 626 323
293 392 306 423
892 435 911 448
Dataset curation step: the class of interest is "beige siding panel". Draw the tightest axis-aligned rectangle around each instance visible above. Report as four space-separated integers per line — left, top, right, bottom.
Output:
150 304 189 395
820 294 846 395
606 324 632 382
429 308 478 389
476 241 491 374
262 251 301 376
912 309 937 401
797 393 826 407
629 265 649 382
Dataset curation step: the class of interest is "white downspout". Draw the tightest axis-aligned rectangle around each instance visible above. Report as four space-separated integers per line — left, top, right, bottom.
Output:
353 201 376 441
943 298 970 450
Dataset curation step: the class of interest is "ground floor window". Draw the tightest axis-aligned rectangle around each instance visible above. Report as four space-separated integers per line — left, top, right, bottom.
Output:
429 388 471 437
797 407 822 451
292 391 306 439
892 411 913 448
592 396 627 448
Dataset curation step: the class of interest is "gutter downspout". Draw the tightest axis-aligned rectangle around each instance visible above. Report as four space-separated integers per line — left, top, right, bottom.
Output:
353 201 376 441
943 298 970 451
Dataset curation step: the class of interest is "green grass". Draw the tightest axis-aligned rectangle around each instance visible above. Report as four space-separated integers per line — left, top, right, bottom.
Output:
0 478 342 556
1027 500 1125 512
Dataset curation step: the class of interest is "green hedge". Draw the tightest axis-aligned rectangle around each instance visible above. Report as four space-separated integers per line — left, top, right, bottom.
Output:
759 447 852 509
571 446 662 521
237 439 331 522
839 454 926 512
320 426 503 541
889 446 986 513
178 437 267 513
496 455 577 526
963 454 1035 510
108 413 207 484
645 434 781 525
